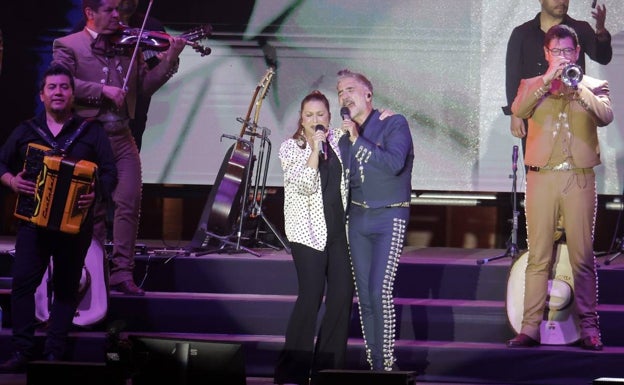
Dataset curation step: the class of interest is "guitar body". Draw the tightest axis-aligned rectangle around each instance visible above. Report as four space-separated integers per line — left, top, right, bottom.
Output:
35 237 108 327
205 143 253 236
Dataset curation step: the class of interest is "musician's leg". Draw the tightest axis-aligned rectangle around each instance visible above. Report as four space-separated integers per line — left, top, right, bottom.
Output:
107 132 143 290
44 232 90 359
8 224 51 359
561 171 600 339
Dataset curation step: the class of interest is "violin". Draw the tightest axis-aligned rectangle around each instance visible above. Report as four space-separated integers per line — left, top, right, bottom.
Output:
109 24 212 56
110 25 171 51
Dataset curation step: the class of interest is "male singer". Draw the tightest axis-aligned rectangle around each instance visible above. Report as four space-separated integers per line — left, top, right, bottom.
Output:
337 69 414 371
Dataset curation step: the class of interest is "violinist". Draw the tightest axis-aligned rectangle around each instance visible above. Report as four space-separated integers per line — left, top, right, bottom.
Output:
52 0 186 296
72 0 168 151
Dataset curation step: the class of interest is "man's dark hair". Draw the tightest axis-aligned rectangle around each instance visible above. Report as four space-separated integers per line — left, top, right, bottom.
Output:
82 0 104 15
544 24 579 48
337 68 374 96
39 65 75 92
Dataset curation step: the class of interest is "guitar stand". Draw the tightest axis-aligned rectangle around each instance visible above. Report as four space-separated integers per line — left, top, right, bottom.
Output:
187 70 283 257
596 192 624 266
204 230 261 257
597 238 624 265
478 147 521 265
243 123 291 254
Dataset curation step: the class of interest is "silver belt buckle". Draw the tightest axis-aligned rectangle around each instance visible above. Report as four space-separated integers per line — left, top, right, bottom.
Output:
552 161 573 171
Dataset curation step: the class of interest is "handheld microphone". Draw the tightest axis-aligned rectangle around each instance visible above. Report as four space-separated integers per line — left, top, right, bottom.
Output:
340 107 351 121
315 124 327 160
340 107 351 138
512 145 518 172
591 0 597 9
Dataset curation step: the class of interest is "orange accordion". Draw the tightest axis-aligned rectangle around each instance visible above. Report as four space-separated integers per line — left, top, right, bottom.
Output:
14 143 97 234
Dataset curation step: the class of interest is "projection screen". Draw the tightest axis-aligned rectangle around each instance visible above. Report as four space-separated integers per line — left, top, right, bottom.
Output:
140 0 624 195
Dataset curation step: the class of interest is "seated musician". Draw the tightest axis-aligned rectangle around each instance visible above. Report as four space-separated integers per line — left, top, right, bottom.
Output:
0 64 117 373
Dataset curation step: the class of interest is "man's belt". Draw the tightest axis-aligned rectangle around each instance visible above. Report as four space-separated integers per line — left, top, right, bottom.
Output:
528 161 592 173
351 201 410 209
100 119 129 134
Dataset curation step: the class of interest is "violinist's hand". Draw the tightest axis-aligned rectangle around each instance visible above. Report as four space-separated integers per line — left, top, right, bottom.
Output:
77 182 96 210
102 85 126 109
165 36 186 61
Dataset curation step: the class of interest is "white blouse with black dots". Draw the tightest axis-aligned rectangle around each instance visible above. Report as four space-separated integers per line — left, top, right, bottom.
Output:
279 128 348 251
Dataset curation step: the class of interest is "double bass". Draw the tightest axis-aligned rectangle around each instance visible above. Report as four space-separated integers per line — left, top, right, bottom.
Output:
190 68 276 247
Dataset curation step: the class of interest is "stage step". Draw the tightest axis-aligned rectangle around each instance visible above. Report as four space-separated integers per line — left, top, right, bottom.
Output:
1 246 624 384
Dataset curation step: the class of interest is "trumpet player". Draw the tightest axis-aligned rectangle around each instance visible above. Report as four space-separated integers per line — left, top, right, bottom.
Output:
508 24 613 351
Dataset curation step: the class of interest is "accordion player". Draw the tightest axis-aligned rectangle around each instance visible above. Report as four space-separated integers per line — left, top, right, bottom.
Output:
14 143 97 234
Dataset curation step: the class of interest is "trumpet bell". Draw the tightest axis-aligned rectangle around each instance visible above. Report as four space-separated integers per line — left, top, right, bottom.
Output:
561 63 583 89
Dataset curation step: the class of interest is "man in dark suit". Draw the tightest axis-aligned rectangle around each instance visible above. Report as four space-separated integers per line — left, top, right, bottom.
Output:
336 69 414 371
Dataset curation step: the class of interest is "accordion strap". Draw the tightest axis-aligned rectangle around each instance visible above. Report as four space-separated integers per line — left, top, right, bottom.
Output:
26 117 93 155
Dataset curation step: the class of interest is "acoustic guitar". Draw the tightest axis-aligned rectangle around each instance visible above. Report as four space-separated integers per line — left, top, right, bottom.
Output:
194 67 276 240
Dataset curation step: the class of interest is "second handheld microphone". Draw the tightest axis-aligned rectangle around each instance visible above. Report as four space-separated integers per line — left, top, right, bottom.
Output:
315 124 327 159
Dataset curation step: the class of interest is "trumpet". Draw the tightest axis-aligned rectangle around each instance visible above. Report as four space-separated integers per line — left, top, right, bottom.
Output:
561 63 583 89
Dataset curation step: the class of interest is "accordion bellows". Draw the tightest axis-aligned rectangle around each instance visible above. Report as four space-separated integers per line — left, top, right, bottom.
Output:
14 143 97 234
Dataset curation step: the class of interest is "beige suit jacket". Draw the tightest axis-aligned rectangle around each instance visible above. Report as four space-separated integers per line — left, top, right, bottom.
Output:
52 28 175 119
512 75 613 168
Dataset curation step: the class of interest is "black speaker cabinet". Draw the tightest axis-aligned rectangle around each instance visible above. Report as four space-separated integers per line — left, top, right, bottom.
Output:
317 369 417 385
27 361 124 385
594 378 624 384
128 335 246 385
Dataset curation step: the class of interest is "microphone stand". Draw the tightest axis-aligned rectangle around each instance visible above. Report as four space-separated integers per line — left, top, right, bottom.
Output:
478 146 520 265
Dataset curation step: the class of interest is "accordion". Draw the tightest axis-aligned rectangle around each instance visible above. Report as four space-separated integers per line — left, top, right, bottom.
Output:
14 143 98 234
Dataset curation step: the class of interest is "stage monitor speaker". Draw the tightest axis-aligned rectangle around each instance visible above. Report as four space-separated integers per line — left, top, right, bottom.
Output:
317 369 417 385
27 361 124 385
594 378 624 384
129 335 246 385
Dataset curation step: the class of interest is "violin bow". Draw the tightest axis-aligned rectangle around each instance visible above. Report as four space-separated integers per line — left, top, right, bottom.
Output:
122 0 154 91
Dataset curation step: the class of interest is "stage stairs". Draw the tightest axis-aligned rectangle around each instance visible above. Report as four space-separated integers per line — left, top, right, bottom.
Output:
1 243 624 385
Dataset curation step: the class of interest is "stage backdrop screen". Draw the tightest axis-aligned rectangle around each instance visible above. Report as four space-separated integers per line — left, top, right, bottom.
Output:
140 0 624 195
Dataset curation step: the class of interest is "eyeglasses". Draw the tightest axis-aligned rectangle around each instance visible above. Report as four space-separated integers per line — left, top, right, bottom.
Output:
547 47 575 56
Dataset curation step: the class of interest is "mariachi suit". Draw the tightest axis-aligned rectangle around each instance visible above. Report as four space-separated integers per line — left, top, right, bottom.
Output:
52 28 177 287
512 75 613 341
338 109 414 371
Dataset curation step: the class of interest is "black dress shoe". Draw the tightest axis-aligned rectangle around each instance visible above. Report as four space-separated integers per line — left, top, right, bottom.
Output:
579 335 603 351
111 280 145 296
507 333 540 348
0 352 29 373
